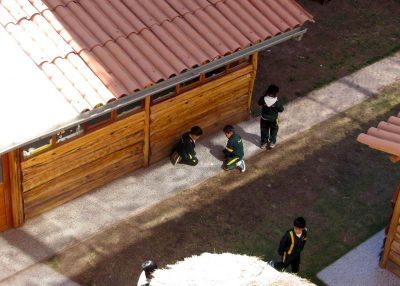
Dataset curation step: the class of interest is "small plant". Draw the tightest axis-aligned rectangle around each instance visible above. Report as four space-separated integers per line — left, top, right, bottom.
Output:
48 257 60 270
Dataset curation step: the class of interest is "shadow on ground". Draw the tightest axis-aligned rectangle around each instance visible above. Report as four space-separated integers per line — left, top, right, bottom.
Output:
46 89 400 286
251 0 400 113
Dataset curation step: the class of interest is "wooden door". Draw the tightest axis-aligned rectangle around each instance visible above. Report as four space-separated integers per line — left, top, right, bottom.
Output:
0 155 12 231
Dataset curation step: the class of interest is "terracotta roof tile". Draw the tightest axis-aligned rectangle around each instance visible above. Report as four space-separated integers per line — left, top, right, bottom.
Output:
165 0 210 15
357 113 400 157
1 0 313 113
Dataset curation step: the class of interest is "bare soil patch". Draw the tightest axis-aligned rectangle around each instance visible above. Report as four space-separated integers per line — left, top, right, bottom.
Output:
252 0 400 109
45 1 400 284
48 84 400 285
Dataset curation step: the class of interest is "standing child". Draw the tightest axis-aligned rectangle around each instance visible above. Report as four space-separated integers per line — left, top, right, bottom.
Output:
273 217 308 273
258 84 284 149
137 260 158 286
170 126 203 166
222 125 245 172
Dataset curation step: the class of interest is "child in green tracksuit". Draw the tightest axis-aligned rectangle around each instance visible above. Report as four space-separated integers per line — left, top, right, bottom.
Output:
222 125 245 172
170 126 203 166
273 217 308 273
258 84 284 149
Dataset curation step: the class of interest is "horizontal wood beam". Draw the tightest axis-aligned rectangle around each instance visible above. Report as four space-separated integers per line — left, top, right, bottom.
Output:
0 27 308 157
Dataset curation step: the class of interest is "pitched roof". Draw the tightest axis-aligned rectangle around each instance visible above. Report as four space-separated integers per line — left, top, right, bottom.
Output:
357 113 400 158
0 0 313 113
0 26 79 153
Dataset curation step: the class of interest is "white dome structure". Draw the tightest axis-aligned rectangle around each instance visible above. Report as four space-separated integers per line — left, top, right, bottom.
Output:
151 253 316 286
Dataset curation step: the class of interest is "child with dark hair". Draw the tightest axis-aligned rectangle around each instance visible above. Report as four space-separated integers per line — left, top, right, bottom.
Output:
272 217 308 273
170 126 203 166
137 260 158 286
222 125 245 172
258 84 284 149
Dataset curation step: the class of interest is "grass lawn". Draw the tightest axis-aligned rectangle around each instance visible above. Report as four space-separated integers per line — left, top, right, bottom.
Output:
252 0 400 108
48 83 400 285
44 1 400 284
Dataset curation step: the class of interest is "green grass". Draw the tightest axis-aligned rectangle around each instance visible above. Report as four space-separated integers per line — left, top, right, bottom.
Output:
252 0 400 112
48 86 400 286
48 257 60 270
235 83 400 284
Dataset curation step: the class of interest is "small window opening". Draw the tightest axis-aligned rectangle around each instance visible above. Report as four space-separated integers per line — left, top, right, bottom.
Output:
205 66 226 79
23 136 53 158
85 112 112 130
152 86 176 103
117 100 143 117
56 125 83 143
179 76 200 89
228 56 251 69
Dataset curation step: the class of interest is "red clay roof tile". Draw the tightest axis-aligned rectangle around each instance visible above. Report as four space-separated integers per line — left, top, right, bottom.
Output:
1 0 313 112
357 114 400 157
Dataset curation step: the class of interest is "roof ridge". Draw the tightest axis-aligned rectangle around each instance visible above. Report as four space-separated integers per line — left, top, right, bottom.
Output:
0 0 313 113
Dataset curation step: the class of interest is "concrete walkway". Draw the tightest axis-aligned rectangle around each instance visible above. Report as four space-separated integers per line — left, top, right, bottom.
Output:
0 51 399 285
317 230 399 286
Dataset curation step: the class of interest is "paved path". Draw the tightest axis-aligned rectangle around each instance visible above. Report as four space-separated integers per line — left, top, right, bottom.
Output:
317 230 399 286
0 51 399 285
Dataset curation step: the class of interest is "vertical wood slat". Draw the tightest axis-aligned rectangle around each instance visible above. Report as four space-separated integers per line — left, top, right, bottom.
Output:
3 155 12 228
20 112 145 219
0 154 13 231
144 96 151 167
248 52 258 113
387 260 400 277
149 66 253 164
8 150 24 227
381 183 400 268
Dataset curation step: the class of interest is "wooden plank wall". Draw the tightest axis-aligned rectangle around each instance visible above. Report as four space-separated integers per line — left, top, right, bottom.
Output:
20 112 145 219
382 184 400 276
15 64 254 221
150 65 253 163
9 150 23 226
0 155 13 231
387 225 400 277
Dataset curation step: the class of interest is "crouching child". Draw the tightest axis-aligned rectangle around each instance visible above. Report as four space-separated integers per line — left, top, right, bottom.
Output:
222 125 245 172
170 126 203 166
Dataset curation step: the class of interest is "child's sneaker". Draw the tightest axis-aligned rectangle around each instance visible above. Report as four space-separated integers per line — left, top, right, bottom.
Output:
269 143 276 149
260 142 269 149
267 260 275 268
237 160 246 172
170 151 181 165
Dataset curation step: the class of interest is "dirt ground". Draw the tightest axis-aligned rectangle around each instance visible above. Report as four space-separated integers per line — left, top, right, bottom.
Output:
251 0 400 111
46 1 400 285
48 83 400 285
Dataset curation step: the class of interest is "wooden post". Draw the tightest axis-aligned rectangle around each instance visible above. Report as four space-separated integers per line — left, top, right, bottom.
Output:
1 155 13 230
248 52 258 114
143 96 151 167
8 150 24 227
381 183 400 268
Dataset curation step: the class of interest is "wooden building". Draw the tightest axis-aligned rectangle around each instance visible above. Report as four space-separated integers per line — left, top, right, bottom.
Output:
358 113 400 276
0 0 313 231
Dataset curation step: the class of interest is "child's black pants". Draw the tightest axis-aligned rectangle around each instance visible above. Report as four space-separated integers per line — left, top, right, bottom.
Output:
274 254 300 273
260 118 279 144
